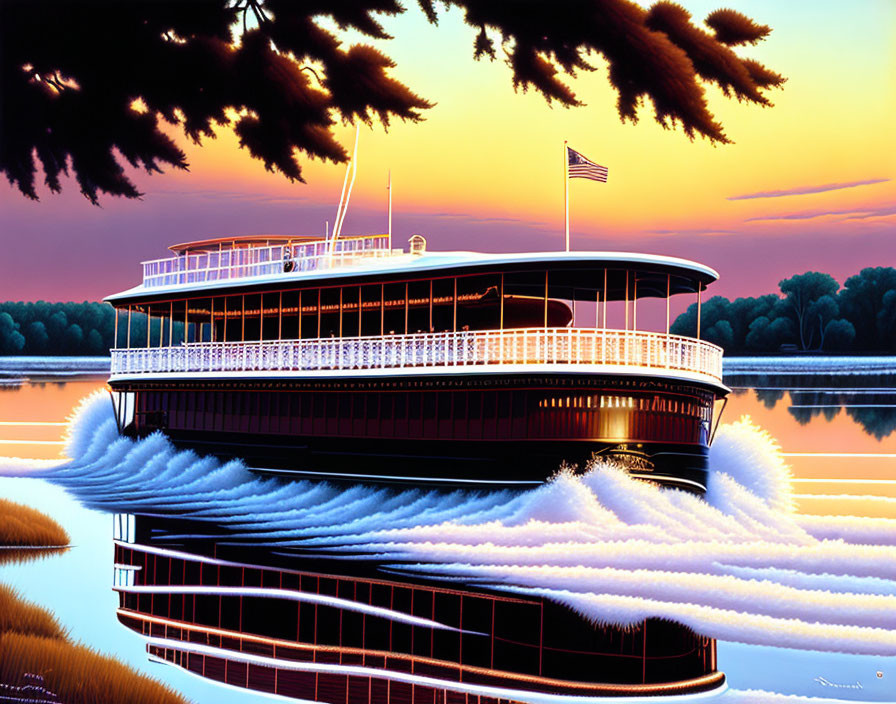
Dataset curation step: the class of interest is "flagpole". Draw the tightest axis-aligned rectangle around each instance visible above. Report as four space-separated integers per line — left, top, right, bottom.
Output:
564 140 569 252
387 169 392 251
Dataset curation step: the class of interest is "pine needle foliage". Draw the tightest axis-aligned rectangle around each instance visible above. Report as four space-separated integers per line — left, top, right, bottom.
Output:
0 0 784 203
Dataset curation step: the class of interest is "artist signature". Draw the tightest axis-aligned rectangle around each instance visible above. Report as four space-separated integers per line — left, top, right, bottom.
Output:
814 676 863 690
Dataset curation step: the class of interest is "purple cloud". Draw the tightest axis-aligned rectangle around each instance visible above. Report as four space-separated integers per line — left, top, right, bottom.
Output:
841 204 896 221
646 228 737 236
746 203 896 223
728 178 889 200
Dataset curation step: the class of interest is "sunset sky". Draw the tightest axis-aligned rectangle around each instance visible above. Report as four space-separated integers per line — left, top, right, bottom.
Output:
1 0 893 303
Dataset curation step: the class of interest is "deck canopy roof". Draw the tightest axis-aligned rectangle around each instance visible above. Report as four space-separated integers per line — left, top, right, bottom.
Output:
106 249 719 306
169 234 332 254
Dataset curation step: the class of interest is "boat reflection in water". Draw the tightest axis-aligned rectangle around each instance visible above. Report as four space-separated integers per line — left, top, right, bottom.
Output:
113 514 724 703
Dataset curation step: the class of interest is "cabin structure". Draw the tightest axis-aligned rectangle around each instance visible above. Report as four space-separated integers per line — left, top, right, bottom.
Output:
106 234 727 489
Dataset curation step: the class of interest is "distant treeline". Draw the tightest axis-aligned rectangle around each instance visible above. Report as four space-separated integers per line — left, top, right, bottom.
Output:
672 266 896 354
1 267 894 356
0 301 154 356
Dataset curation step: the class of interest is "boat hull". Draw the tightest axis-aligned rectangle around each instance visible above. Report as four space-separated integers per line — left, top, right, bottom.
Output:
110 372 723 491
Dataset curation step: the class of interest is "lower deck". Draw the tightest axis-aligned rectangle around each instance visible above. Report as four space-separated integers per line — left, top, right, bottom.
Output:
111 373 722 491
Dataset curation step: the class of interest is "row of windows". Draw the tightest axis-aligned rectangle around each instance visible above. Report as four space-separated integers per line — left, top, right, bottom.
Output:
146 646 545 703
542 394 709 419
136 389 711 444
147 640 714 700
129 276 523 345
117 547 697 679
120 549 711 685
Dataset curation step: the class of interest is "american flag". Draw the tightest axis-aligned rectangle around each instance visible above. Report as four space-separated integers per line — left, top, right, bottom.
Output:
567 147 608 182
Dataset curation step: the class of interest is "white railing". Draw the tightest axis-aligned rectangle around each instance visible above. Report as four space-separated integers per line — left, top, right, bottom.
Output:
110 328 724 383
141 235 397 288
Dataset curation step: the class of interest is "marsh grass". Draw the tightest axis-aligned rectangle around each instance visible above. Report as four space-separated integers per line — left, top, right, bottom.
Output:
0 585 66 640
0 503 189 703
0 632 188 704
0 499 69 547
0 546 68 566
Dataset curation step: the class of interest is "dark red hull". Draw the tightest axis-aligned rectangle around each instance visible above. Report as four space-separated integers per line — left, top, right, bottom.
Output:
112 372 720 491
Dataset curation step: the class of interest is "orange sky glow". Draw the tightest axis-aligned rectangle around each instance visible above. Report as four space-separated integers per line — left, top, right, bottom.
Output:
1 0 893 302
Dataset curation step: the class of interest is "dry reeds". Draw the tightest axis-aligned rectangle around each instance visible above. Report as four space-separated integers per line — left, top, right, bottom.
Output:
0 632 188 704
0 585 66 640
0 499 69 547
0 546 68 567
1 505 188 703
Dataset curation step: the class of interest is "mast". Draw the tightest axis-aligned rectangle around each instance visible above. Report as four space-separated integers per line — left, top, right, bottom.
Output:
332 147 351 248
333 124 360 244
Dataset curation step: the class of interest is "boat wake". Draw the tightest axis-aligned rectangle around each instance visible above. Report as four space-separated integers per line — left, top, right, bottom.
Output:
3 390 896 656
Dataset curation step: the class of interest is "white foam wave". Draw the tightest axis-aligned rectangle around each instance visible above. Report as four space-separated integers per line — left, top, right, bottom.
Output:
0 457 66 475
708 418 795 515
798 514 896 546
12 393 896 655
510 589 896 654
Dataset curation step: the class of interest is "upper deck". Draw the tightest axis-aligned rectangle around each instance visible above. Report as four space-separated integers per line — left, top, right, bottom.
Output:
106 233 725 390
111 234 718 305
140 233 398 290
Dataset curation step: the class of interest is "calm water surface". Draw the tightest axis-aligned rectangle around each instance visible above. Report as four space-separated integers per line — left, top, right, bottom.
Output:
1 359 894 703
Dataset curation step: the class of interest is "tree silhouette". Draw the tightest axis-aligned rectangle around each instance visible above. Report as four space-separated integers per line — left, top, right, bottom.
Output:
0 0 784 204
754 388 785 410
779 272 840 351
823 318 856 351
0 301 116 355
671 293 793 354
847 407 896 441
0 313 25 354
838 267 896 352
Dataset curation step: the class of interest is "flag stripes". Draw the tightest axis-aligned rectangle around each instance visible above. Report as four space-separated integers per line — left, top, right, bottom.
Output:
567 147 608 182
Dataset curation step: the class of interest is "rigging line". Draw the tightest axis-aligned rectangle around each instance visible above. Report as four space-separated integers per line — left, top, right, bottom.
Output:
334 124 360 242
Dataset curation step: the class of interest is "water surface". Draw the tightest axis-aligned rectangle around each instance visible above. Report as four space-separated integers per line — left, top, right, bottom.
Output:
1 357 894 703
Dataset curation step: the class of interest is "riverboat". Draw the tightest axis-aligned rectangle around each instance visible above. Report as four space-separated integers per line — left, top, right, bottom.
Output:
113 513 726 702
105 232 727 490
